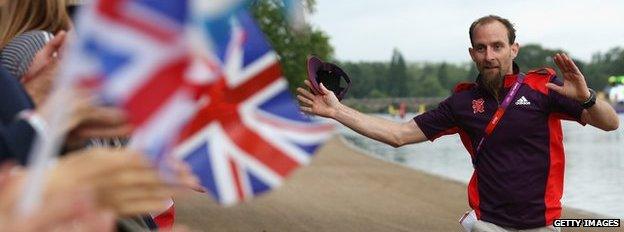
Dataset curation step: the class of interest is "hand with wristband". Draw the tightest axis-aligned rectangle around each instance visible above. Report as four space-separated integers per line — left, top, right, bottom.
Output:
546 53 618 131
546 53 593 106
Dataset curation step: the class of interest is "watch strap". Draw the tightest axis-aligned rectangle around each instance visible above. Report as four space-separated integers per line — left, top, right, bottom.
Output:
580 88 596 109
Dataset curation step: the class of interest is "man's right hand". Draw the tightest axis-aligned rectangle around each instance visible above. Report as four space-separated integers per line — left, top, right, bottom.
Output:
296 80 428 147
297 79 341 118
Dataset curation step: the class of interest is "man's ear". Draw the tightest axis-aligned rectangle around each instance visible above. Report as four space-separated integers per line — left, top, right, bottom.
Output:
468 47 477 62
511 42 519 59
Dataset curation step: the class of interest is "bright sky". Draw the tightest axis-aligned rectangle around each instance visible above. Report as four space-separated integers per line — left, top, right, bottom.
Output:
309 0 624 63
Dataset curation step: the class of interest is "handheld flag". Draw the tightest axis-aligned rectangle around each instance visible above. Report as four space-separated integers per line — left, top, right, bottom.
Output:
175 7 334 205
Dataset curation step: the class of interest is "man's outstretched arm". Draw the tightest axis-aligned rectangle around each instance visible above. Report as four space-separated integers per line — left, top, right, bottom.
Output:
547 53 619 131
297 80 427 147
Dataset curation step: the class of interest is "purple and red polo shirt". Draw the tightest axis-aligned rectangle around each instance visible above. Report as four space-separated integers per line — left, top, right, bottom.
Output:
413 67 584 229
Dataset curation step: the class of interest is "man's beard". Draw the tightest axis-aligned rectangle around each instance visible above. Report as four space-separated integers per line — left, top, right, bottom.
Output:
481 68 503 101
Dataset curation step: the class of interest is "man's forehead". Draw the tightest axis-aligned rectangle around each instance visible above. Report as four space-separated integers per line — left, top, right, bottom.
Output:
472 21 509 44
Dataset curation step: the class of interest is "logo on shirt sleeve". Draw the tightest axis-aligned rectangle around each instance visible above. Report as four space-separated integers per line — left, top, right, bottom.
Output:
472 98 485 114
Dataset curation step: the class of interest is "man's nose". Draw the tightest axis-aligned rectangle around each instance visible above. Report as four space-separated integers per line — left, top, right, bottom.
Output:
484 47 495 61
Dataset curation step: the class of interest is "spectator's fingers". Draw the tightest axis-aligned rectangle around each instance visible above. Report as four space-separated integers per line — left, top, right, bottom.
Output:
73 124 133 139
79 106 128 126
52 210 115 232
113 198 172 217
23 31 66 79
42 31 67 58
18 188 95 231
103 185 172 205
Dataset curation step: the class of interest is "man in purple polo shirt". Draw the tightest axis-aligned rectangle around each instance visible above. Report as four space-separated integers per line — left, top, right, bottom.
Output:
296 15 619 231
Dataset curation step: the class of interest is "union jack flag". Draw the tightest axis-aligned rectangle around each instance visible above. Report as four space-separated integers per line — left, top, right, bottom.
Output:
60 0 204 164
62 0 333 206
52 0 195 227
173 9 333 205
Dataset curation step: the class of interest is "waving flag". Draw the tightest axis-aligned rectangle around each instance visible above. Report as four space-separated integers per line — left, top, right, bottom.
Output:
59 0 209 165
175 8 333 205
55 0 331 209
56 0 198 228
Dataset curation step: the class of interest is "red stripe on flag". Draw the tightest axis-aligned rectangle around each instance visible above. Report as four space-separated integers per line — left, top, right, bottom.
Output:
229 158 245 201
222 114 299 177
228 63 282 103
177 79 228 142
124 57 189 126
176 60 299 177
178 62 283 142
97 0 178 43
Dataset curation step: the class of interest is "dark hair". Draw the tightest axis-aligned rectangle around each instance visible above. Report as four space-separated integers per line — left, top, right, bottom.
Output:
67 5 81 21
469 15 516 46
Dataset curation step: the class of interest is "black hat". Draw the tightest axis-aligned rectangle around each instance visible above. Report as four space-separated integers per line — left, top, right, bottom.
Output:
306 56 351 101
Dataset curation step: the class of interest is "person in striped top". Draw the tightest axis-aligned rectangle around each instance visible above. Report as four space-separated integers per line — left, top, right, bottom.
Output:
0 0 71 106
0 30 55 81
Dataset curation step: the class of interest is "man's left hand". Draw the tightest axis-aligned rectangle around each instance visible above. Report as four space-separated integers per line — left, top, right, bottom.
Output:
546 53 591 102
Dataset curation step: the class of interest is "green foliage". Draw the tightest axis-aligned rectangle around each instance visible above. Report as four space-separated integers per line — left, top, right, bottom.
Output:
251 0 333 92
341 54 471 98
387 49 409 97
344 101 376 113
515 44 624 91
368 89 388 98
585 47 624 90
514 44 563 72
250 3 623 98
338 61 389 98
340 44 624 99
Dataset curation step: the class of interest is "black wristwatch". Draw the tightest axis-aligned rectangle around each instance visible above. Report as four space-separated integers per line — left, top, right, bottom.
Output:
580 88 596 109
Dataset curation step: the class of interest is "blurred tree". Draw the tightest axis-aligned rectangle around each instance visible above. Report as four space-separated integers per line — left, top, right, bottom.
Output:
466 63 478 80
514 44 561 71
416 65 445 97
251 0 333 92
339 61 388 98
437 62 451 89
387 49 409 97
585 47 624 90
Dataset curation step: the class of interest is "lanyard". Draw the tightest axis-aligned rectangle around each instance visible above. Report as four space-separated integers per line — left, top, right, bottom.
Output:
474 73 525 157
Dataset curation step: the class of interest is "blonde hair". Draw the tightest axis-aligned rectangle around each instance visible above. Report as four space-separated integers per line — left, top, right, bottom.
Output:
0 0 71 48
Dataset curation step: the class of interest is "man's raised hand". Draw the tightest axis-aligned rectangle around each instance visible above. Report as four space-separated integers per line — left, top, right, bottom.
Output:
546 53 591 102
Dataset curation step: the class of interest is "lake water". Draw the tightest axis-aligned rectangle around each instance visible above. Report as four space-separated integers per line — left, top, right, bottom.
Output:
339 114 624 218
